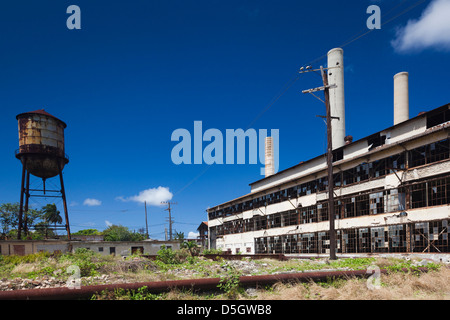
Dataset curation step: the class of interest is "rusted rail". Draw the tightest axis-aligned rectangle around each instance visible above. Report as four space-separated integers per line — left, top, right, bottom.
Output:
141 253 288 261
0 267 430 300
202 253 288 261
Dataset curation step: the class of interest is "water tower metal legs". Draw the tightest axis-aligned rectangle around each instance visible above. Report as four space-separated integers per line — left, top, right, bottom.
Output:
17 158 71 241
23 171 30 236
57 162 71 241
17 158 27 240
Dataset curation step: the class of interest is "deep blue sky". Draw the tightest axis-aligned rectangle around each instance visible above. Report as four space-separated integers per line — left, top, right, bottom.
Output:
1 1 449 239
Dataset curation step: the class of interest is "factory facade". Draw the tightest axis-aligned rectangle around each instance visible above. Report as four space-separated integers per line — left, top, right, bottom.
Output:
207 48 450 256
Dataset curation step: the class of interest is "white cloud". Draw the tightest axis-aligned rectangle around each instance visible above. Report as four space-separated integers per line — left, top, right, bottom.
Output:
83 198 102 206
188 231 199 239
117 186 173 206
105 220 113 227
392 0 450 52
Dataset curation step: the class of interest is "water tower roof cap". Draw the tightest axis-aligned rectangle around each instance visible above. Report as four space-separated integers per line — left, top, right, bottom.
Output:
16 109 67 128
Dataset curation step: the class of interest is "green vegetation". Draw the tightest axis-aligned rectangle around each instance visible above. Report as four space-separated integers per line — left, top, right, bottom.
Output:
202 248 223 255
0 248 111 280
0 203 50 240
72 229 102 236
102 225 144 241
0 201 143 241
0 249 446 300
217 262 242 298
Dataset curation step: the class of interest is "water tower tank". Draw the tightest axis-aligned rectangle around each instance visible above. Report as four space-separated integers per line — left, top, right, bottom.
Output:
15 109 69 179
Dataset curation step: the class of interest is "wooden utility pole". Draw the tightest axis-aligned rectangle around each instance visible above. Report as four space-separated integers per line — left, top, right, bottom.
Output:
321 66 337 260
144 201 149 239
161 201 177 241
301 65 338 260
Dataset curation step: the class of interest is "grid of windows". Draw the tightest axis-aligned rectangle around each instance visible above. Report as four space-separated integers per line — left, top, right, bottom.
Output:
254 219 449 254
211 176 450 237
208 139 449 220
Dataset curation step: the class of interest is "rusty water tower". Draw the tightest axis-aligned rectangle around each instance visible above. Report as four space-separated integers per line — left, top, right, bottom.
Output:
15 109 71 240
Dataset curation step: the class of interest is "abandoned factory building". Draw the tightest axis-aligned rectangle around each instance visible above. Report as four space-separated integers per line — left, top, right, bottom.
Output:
208 103 450 256
207 49 449 256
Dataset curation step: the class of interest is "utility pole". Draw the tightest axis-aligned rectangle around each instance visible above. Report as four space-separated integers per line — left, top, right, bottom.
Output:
144 201 149 239
161 201 177 241
301 65 338 260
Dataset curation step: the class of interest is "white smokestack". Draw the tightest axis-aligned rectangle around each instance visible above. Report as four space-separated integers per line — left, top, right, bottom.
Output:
265 137 274 177
394 72 409 125
327 48 346 149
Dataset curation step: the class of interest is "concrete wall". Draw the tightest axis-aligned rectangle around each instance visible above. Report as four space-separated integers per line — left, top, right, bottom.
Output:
0 240 180 256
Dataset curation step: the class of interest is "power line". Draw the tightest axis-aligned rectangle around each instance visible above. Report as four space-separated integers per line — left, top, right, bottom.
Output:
171 0 428 197
297 0 427 71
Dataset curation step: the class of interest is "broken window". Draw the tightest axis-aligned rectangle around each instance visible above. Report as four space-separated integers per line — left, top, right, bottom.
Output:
428 139 450 163
409 139 450 168
332 149 343 162
287 209 299 226
287 186 297 199
428 177 447 206
343 197 356 218
334 199 343 220
367 133 387 151
299 205 317 224
300 233 317 253
318 231 330 254
412 220 449 253
342 229 358 253
388 225 406 252
255 237 268 254
385 188 406 212
358 228 371 253
356 194 370 216
426 106 450 129
334 172 342 188
411 182 427 209
267 213 282 229
386 153 406 172
369 191 384 215
343 167 356 186
355 163 370 182
254 215 267 231
409 145 427 167
215 225 224 236
244 218 254 232
371 227 388 253
284 234 299 254
370 158 387 178
317 202 329 222
412 222 430 252
317 177 328 192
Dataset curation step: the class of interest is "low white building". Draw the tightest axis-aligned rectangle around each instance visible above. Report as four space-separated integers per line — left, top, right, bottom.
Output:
0 240 180 256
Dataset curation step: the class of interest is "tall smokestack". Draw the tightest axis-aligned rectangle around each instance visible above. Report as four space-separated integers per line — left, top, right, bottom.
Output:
264 137 274 177
394 72 409 125
327 48 346 149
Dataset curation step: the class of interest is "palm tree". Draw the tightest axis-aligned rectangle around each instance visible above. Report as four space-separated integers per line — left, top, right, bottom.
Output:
42 204 62 238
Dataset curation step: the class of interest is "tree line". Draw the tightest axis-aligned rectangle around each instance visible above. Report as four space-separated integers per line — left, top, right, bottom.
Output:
0 202 65 240
0 202 161 241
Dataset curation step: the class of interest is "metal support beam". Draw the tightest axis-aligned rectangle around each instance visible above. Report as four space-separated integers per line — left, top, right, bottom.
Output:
58 161 71 241
17 158 27 240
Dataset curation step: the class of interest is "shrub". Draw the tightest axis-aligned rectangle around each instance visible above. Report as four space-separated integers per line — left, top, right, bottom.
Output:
60 248 103 277
202 248 223 255
156 245 180 265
